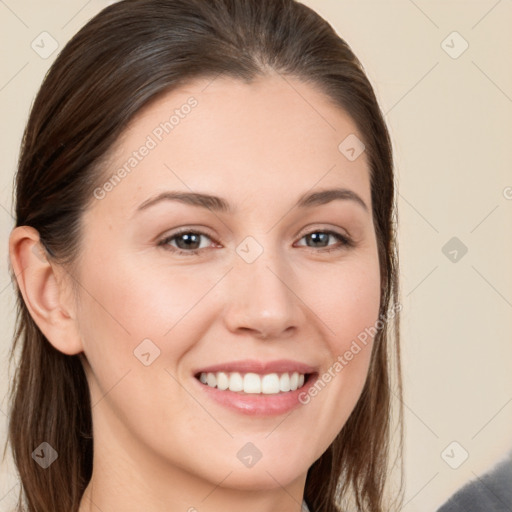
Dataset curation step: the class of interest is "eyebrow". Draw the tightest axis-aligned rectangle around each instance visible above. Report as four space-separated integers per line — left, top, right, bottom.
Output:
136 187 369 214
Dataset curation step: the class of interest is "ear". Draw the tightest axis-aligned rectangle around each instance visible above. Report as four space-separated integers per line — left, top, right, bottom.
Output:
9 226 83 355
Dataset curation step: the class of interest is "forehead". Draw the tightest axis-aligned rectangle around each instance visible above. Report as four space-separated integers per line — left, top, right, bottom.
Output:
92 73 371 216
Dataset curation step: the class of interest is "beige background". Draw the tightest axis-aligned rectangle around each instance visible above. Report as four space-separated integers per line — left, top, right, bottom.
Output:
1 1 511 510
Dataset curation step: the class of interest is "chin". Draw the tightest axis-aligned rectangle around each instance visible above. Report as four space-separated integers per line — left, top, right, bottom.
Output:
218 465 306 492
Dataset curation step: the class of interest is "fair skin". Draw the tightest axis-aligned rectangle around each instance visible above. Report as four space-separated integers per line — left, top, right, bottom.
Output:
10 72 380 512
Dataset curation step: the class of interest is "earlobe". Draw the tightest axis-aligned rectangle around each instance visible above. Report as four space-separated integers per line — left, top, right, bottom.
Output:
9 226 83 355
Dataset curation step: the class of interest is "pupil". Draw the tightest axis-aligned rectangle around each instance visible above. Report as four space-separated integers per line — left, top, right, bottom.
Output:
177 233 200 250
309 232 328 247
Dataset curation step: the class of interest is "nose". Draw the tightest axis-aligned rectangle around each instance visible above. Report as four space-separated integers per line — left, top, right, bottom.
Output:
222 247 302 340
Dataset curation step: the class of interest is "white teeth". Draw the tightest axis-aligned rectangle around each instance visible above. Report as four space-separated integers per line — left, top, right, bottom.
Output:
198 371 307 394
290 372 299 391
216 371 229 391
261 373 280 394
279 373 291 392
228 372 243 392
243 373 261 393
206 372 216 388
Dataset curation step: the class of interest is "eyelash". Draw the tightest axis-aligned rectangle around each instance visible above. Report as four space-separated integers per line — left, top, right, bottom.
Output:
157 228 354 256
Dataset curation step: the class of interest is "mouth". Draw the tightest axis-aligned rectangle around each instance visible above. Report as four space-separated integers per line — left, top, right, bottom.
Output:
192 360 318 416
195 371 309 394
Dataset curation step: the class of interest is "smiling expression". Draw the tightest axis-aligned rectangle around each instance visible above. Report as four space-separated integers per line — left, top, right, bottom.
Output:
72 71 381 493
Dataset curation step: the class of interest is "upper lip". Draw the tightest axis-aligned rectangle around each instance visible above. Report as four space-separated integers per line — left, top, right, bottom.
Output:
194 359 317 376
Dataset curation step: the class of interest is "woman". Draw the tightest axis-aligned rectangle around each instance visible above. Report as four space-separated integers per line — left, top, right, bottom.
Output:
7 0 403 511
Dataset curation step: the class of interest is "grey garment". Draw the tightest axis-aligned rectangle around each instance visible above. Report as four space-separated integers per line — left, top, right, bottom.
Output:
437 452 512 512
302 500 311 512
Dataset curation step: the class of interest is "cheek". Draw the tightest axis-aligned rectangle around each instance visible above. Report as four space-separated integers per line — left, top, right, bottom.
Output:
298 253 381 440
77 254 218 352
74 255 223 448
74 251 227 413
311 253 382 353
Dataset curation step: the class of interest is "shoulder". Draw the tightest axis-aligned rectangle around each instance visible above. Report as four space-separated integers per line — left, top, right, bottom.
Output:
437 452 512 512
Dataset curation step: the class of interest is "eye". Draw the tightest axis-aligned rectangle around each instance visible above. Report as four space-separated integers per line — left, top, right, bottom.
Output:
295 230 353 252
158 228 354 256
158 229 217 256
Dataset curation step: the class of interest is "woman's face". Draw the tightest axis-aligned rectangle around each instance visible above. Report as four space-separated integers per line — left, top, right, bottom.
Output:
73 73 381 496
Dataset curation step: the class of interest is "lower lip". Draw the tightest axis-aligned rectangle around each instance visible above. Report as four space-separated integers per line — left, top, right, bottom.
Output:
194 374 318 416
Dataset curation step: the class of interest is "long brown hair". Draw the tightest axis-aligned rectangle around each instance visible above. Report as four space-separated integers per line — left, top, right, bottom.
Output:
7 1 403 510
